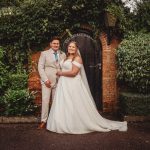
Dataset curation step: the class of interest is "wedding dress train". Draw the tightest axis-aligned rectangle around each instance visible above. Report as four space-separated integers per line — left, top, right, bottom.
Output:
47 59 127 134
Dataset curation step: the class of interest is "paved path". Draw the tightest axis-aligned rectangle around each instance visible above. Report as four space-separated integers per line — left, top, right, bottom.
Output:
0 122 150 150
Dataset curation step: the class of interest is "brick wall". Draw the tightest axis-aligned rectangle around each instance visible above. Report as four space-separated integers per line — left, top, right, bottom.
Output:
100 33 120 113
28 46 50 106
28 34 120 113
28 52 42 105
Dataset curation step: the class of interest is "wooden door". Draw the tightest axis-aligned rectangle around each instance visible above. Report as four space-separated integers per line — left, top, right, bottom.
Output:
63 32 102 110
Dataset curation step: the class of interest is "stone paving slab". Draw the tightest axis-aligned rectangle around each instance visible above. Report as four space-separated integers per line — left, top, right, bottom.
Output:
0 115 150 123
0 116 40 123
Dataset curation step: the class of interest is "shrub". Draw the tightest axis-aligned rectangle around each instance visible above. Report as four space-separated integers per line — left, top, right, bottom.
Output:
134 0 150 32
9 73 28 90
0 46 9 96
0 47 37 116
105 3 128 32
119 92 150 116
117 32 150 94
1 89 37 116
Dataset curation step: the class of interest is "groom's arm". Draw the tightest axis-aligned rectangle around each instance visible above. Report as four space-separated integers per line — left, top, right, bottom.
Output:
38 52 49 82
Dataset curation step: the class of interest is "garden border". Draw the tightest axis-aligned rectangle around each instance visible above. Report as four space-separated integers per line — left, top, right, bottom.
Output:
0 115 150 123
124 116 150 122
0 116 40 123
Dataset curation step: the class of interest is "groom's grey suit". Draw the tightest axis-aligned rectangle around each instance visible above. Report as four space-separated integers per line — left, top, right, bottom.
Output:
38 48 66 122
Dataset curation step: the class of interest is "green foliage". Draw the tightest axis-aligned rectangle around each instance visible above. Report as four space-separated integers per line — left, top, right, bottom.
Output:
9 73 28 90
119 92 150 116
105 3 129 32
0 0 129 52
1 89 37 116
2 45 28 70
117 32 150 94
0 63 8 93
0 0 70 51
106 3 123 17
0 47 9 95
134 0 150 32
0 46 37 116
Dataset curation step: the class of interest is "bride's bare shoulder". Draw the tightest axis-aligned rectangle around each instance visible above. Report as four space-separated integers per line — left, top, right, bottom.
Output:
74 56 83 64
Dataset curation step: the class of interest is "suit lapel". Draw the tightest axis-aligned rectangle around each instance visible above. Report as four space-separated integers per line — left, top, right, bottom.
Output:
48 49 64 65
58 50 64 61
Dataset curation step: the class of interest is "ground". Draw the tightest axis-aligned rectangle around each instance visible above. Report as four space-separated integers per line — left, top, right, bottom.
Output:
0 122 150 150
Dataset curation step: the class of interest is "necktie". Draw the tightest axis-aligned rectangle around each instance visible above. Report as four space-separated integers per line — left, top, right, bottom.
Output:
54 52 58 62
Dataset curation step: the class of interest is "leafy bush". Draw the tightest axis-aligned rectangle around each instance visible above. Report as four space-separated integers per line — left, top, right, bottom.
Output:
0 46 37 116
1 89 37 116
0 46 9 95
134 0 150 32
119 92 150 116
117 32 150 94
105 3 128 32
2 45 28 69
0 1 130 50
9 73 28 90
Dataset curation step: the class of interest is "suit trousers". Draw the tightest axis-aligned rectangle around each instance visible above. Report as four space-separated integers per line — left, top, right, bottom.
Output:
41 84 56 122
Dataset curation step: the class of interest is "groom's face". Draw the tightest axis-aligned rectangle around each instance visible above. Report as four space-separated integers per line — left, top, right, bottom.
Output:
50 40 60 51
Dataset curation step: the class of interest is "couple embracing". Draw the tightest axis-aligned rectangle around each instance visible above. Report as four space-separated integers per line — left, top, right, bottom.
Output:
38 37 127 134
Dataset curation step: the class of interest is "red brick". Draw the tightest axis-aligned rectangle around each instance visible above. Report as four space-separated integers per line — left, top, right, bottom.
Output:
100 33 120 113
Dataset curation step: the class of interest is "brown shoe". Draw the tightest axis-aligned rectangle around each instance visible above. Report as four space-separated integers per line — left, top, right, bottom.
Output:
37 122 46 129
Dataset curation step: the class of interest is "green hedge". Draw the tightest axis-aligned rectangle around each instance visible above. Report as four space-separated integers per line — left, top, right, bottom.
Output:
117 32 150 94
1 89 37 116
119 92 150 116
0 46 37 116
9 73 28 90
0 46 9 94
0 71 38 116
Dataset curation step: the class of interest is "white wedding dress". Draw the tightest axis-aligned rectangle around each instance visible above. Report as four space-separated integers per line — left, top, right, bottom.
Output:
47 59 127 134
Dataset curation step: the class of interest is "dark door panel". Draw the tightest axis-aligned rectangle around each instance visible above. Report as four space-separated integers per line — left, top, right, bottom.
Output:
63 33 102 110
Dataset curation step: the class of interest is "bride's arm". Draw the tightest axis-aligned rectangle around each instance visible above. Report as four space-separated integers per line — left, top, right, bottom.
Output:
56 57 82 77
57 65 80 77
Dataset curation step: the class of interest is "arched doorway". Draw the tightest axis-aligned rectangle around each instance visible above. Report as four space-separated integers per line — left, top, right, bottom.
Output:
62 30 102 110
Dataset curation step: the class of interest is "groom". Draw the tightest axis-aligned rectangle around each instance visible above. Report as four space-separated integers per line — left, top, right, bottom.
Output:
38 37 66 129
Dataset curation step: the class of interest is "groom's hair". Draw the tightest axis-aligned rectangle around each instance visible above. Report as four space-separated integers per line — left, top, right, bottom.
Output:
50 36 60 43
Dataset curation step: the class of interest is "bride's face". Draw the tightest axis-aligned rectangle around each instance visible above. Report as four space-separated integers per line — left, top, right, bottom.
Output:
68 43 77 55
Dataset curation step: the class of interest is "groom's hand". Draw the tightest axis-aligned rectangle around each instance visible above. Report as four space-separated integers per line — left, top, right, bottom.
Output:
45 80 51 88
56 71 62 76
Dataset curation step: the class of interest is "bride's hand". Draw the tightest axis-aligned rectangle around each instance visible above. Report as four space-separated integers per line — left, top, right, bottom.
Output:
56 71 62 76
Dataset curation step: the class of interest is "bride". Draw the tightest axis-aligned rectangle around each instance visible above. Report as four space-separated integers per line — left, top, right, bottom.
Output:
46 41 127 134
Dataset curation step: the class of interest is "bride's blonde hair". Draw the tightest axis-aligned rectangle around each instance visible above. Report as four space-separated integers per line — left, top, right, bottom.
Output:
65 41 80 61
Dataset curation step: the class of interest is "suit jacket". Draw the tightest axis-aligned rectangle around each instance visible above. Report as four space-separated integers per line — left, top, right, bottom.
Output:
38 48 66 87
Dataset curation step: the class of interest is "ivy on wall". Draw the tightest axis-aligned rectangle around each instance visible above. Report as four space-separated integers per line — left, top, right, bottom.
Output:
0 0 148 68
0 0 128 51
